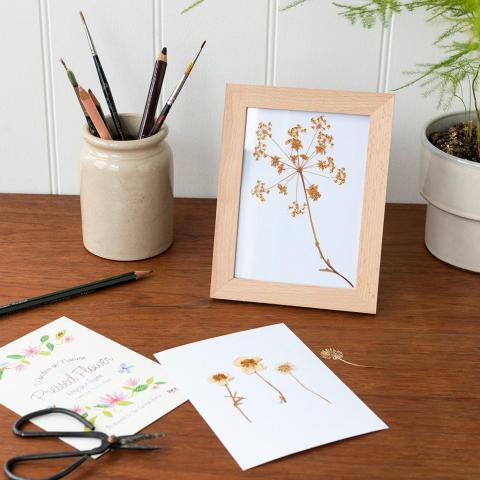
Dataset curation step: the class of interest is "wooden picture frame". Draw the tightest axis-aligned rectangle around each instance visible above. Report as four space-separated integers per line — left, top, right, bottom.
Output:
211 84 394 314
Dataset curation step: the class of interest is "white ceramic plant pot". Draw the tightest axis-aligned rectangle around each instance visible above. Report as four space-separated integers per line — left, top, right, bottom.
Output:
80 113 174 261
420 111 480 272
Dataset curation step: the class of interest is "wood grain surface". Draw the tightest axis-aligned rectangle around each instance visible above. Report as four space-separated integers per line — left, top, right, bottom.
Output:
0 195 478 480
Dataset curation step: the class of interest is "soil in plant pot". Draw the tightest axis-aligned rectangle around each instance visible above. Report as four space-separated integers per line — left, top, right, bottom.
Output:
429 123 480 162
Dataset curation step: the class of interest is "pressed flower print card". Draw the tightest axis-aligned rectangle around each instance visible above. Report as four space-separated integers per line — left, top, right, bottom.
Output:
0 317 185 451
235 108 370 289
155 323 387 470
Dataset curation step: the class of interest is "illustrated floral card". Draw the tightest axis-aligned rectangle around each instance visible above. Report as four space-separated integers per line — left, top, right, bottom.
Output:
0 317 185 451
155 323 387 470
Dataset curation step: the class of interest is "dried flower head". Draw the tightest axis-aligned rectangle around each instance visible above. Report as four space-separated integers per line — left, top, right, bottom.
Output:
335 167 346 185
288 201 307 217
320 348 344 360
306 184 321 201
208 372 234 385
327 157 335 173
315 143 326 155
234 357 266 375
251 180 268 202
286 137 303 151
270 155 281 167
277 184 288 195
311 116 331 130
276 362 294 374
256 121 272 141
253 142 267 160
287 124 307 138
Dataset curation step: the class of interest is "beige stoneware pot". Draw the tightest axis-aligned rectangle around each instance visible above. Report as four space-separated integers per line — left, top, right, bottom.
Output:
420 112 480 272
80 113 173 261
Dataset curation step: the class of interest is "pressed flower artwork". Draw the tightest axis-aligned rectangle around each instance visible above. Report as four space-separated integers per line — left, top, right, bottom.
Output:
276 362 331 403
235 108 369 289
155 323 388 470
234 356 287 403
208 372 251 422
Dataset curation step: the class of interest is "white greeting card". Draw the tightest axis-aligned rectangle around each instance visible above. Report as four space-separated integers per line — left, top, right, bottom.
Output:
155 323 387 470
0 317 185 451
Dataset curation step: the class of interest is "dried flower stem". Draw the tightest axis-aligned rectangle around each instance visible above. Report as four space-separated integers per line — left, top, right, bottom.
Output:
266 171 297 191
224 382 251 422
254 371 287 403
270 136 292 159
304 130 317 160
299 172 353 287
337 358 378 368
288 372 331 403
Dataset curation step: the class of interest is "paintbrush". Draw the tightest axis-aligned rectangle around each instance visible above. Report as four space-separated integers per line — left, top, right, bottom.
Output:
79 11 125 140
60 58 98 136
149 40 206 136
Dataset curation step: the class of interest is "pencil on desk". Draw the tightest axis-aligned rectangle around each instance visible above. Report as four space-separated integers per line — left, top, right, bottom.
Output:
0 271 152 316
138 47 168 139
79 86 112 140
60 58 98 136
149 40 206 136
79 11 125 140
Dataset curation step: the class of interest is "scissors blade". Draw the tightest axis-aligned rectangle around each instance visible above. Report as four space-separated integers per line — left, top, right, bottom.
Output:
112 432 164 450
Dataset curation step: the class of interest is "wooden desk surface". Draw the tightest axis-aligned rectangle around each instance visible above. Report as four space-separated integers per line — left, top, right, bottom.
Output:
0 195 478 479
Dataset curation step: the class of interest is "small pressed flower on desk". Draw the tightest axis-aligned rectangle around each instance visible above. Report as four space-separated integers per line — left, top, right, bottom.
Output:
320 348 379 368
276 362 331 404
234 357 287 404
208 372 251 423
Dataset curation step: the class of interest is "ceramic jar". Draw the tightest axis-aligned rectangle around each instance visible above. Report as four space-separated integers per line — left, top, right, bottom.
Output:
80 113 173 261
420 111 480 272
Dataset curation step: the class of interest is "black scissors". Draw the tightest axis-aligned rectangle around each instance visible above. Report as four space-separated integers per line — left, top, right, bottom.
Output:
4 407 163 480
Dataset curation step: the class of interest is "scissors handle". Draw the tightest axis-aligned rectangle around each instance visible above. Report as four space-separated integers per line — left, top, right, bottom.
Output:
4 452 89 480
4 407 163 480
4 408 110 480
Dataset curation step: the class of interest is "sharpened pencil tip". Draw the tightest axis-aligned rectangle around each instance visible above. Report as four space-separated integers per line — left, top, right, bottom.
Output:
201 40 206 48
78 87 89 101
135 270 153 279
79 10 85 22
158 47 167 61
60 58 68 71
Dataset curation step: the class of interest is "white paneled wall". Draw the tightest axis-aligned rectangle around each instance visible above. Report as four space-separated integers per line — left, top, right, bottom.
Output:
0 0 459 201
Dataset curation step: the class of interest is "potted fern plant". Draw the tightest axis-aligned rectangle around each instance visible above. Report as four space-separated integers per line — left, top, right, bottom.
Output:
186 0 480 271
325 0 480 272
